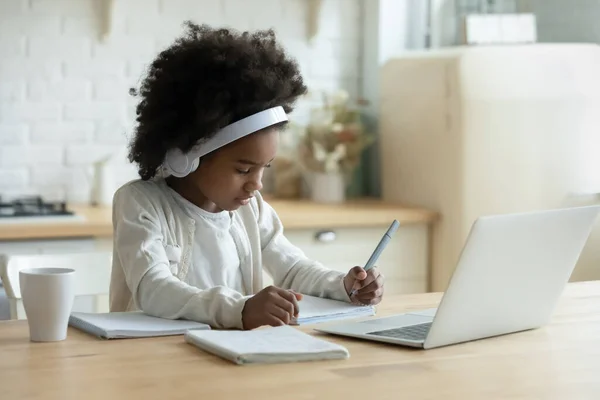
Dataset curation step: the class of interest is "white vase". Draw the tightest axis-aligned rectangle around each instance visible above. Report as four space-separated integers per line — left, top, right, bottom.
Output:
310 172 346 204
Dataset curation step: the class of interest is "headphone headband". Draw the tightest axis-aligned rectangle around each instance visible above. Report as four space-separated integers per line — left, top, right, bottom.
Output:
163 106 288 178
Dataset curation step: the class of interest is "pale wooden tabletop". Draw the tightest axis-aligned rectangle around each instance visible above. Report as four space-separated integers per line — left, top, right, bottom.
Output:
0 199 438 241
1 281 599 400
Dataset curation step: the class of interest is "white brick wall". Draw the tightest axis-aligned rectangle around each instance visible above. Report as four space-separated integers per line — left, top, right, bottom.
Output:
0 0 362 202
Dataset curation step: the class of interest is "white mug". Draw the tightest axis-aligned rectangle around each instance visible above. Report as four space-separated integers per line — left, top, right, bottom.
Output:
19 267 75 342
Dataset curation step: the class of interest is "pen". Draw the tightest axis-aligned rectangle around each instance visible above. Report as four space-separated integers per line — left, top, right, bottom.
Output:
350 219 400 297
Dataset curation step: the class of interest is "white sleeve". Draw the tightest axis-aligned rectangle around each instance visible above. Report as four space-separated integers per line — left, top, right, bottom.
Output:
255 194 351 302
112 185 249 329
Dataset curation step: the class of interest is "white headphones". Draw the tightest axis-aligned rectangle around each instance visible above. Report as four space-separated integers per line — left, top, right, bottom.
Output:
162 106 288 178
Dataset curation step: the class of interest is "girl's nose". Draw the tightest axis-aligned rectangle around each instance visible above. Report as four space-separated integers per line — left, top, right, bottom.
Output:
244 176 263 193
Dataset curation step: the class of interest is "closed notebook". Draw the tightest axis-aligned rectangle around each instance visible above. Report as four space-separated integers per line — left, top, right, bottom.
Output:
68 311 210 339
184 325 349 365
292 295 375 325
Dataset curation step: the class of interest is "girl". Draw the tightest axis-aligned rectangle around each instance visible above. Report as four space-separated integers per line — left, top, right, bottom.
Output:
109 22 384 330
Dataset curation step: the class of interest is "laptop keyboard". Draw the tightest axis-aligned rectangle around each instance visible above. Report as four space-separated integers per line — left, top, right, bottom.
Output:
367 322 432 341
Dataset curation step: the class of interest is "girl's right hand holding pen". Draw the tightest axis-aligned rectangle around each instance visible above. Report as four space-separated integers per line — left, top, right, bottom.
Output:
344 266 385 305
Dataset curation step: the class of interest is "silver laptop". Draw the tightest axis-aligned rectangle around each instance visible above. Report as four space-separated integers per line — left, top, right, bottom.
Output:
315 205 600 349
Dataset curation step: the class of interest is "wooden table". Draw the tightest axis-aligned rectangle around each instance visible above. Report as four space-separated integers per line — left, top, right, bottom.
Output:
1 281 599 400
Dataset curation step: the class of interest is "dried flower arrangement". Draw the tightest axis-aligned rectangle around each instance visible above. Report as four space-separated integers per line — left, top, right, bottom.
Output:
297 90 374 182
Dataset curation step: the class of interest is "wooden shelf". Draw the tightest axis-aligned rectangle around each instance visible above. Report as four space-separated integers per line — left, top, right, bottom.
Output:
99 0 323 42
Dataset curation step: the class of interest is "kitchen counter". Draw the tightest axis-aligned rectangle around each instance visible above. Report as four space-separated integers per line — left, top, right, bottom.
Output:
0 198 437 241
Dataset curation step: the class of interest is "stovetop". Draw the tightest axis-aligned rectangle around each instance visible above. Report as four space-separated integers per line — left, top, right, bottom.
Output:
0 196 74 218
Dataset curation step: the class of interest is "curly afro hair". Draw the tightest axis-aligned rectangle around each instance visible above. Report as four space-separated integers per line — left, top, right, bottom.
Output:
127 21 308 180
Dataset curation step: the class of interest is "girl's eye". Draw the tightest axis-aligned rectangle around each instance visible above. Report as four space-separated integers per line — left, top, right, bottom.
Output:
236 164 270 174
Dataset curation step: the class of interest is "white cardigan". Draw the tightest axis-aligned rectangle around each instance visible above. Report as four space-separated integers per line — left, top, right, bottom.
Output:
109 178 350 329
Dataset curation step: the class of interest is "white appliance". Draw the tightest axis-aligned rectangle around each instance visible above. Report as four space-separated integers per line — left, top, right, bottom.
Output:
316 205 600 348
379 44 600 291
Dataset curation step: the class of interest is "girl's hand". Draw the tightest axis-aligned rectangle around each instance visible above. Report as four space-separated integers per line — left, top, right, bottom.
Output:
241 286 303 330
343 266 384 305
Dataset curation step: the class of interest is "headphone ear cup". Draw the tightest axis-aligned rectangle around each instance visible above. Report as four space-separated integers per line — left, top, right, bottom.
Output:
189 157 200 173
164 148 189 177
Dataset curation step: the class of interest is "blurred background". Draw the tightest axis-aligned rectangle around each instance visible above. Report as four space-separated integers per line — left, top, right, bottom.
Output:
2 0 600 318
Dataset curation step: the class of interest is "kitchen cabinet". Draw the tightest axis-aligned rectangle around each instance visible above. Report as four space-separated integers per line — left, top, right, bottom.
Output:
0 238 102 319
261 224 429 294
0 238 96 256
0 200 437 307
0 221 432 319
94 222 431 295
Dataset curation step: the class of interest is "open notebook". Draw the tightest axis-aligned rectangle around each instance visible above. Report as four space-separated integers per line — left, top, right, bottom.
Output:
68 311 210 339
292 295 376 325
185 325 349 365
